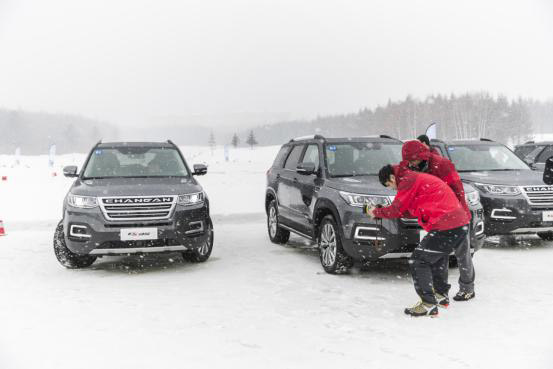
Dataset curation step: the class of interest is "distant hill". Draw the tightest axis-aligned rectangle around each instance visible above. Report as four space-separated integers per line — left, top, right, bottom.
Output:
0 109 118 155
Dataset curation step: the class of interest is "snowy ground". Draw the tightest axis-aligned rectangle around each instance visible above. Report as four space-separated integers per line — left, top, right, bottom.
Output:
1 146 553 368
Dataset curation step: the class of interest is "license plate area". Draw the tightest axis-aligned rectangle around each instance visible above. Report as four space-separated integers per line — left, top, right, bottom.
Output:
120 228 158 241
543 211 553 222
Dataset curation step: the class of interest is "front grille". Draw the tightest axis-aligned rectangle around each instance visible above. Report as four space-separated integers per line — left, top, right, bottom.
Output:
99 196 177 221
521 186 553 206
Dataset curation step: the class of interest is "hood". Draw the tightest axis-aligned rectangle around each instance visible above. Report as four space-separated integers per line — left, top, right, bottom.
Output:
325 175 395 196
460 169 545 186
402 140 430 161
69 177 203 197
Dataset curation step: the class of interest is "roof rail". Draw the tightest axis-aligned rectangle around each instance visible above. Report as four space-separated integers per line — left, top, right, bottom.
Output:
167 139 176 146
379 134 402 142
289 134 326 143
524 140 535 144
480 138 494 142
430 138 445 143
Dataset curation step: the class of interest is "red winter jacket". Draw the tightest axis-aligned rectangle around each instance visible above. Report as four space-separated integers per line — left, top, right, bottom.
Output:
402 140 471 220
373 164 470 231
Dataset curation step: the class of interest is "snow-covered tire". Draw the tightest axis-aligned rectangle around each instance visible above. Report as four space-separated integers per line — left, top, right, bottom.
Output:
182 220 214 263
499 235 518 246
537 232 553 241
53 222 96 269
318 215 352 274
267 199 290 244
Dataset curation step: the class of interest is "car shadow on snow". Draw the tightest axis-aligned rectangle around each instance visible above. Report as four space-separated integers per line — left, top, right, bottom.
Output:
278 235 413 280
88 253 220 274
483 235 553 250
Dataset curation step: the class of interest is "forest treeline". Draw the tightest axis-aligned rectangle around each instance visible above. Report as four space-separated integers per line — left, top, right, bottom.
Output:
1 92 552 154
248 93 553 146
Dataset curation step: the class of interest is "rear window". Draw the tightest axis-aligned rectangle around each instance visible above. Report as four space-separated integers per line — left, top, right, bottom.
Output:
537 146 553 163
284 145 305 170
272 145 292 168
83 147 188 179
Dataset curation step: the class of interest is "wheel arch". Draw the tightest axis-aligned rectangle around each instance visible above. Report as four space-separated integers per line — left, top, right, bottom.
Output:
265 187 277 214
313 198 343 238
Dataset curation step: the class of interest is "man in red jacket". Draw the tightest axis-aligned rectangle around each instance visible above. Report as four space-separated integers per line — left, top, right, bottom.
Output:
365 164 470 317
406 139 476 302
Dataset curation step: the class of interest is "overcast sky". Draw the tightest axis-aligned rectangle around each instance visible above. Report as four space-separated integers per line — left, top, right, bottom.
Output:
0 0 552 127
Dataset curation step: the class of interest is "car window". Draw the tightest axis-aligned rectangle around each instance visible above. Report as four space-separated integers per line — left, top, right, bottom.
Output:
514 145 535 160
83 147 188 178
284 145 305 170
537 146 553 163
325 142 402 177
447 145 530 172
431 146 444 156
301 144 320 170
272 145 292 168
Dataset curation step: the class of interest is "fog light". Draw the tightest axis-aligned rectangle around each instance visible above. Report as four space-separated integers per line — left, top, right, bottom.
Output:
69 224 91 238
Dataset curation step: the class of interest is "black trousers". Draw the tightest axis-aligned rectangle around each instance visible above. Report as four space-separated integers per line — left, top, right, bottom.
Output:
409 225 469 304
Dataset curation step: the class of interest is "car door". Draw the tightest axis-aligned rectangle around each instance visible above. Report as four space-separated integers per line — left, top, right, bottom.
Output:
294 144 322 236
277 144 306 228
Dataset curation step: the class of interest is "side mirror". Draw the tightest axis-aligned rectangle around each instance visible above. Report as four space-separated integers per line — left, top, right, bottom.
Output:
193 164 208 176
63 166 78 178
296 162 316 175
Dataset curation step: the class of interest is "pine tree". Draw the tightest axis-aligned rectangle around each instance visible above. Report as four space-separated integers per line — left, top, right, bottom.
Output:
208 131 216 155
246 130 258 149
231 133 240 148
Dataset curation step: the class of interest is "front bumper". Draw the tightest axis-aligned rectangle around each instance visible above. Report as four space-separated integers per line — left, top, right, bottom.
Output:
339 207 485 261
63 203 210 256
479 195 553 235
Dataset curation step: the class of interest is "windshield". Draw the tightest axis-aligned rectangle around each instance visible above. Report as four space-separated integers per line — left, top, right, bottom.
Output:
447 145 530 172
325 142 402 177
83 147 189 179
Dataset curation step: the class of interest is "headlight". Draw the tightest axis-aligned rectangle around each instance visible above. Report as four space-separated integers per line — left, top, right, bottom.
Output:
473 183 521 196
67 194 98 208
178 192 205 206
339 191 391 207
465 191 480 206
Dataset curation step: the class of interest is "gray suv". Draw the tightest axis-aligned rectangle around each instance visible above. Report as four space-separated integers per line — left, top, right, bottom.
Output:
54 141 214 268
265 135 485 274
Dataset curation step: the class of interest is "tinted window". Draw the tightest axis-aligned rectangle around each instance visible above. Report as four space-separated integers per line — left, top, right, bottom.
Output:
325 142 402 177
514 145 536 159
301 144 320 170
537 146 553 163
431 146 444 156
447 145 530 171
83 147 188 178
284 145 305 170
272 145 291 168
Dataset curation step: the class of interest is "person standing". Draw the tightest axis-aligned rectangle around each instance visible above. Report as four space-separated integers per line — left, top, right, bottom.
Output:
406 139 476 302
365 164 470 317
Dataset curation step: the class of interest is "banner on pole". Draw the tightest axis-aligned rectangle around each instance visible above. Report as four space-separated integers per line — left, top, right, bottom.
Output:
425 122 437 140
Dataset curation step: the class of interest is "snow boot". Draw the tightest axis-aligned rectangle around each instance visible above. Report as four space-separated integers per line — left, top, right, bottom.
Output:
436 293 449 308
453 291 475 301
404 301 439 317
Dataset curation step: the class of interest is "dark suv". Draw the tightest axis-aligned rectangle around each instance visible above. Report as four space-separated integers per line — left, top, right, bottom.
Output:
514 141 553 172
54 141 214 268
265 135 485 274
431 138 553 241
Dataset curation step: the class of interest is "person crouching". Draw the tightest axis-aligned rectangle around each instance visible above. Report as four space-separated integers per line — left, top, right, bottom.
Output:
365 164 470 317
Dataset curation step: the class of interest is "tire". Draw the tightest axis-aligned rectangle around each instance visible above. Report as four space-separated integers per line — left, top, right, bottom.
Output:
537 232 553 241
318 215 352 274
53 221 96 269
267 199 290 244
182 220 214 263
